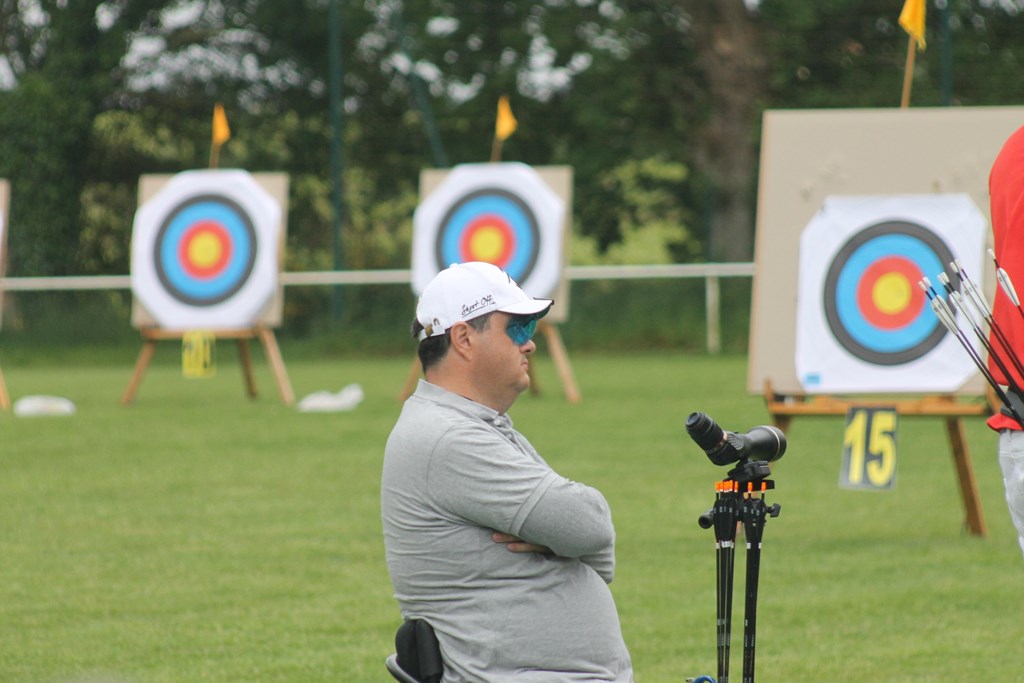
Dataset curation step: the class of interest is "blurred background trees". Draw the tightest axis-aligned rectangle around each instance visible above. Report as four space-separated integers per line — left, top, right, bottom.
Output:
0 0 1022 344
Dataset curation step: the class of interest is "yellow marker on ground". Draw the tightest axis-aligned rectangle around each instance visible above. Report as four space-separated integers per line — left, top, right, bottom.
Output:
182 331 216 378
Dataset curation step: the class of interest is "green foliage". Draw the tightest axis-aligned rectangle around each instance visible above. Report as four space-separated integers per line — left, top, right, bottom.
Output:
338 168 418 270
573 156 698 265
0 72 93 275
0 0 154 275
91 110 201 174
758 0 1024 107
79 181 137 274
3 1 1024 334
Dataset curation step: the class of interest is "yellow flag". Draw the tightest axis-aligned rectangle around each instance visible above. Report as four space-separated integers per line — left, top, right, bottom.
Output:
212 103 231 146
899 0 926 51
495 96 517 141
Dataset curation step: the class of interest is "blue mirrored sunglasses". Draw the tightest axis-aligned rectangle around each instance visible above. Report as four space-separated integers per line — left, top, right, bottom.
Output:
506 315 539 346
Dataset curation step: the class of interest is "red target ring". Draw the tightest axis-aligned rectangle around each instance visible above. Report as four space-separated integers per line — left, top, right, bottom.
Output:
178 221 233 280
458 213 516 268
855 256 926 330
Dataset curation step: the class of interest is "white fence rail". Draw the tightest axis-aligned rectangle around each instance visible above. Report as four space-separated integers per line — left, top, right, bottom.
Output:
0 263 756 353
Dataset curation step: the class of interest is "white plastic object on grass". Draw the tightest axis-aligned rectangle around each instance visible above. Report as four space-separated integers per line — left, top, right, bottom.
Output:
13 395 76 417
297 384 364 413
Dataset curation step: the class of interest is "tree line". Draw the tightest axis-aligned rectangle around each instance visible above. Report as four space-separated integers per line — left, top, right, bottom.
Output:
0 0 1021 288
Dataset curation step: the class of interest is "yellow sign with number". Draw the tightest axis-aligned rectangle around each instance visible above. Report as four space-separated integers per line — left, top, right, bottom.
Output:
840 406 898 490
182 331 216 378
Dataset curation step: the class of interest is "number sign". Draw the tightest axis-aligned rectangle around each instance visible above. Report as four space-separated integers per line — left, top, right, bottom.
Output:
840 406 898 490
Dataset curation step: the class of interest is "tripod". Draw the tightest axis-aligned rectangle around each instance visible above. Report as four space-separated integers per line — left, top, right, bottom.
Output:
697 459 780 683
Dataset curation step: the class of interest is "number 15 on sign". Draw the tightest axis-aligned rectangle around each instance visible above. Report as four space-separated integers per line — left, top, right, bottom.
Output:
840 406 898 490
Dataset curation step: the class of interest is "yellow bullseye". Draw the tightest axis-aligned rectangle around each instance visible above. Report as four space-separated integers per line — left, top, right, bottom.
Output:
872 272 912 314
187 231 224 269
468 225 507 262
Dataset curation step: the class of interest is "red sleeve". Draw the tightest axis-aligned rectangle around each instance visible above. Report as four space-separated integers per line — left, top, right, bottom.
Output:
986 124 1024 431
987 412 1023 432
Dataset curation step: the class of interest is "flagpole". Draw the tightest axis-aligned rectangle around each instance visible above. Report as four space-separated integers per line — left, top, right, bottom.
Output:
900 33 916 109
490 136 503 162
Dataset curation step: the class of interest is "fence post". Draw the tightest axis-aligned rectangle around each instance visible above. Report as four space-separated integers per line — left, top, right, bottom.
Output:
705 274 721 354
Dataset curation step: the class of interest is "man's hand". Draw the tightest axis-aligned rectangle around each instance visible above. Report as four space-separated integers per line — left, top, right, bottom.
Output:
492 531 552 555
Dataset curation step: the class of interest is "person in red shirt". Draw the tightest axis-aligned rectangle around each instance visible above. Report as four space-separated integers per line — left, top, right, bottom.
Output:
986 123 1024 558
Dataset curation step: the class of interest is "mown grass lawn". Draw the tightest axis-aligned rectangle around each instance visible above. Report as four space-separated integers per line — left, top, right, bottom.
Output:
1 350 1020 682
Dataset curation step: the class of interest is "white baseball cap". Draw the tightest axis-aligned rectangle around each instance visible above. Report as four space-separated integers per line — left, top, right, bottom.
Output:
416 262 553 340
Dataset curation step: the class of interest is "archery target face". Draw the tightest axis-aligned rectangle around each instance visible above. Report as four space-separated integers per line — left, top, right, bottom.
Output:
796 194 985 393
412 162 565 298
131 170 281 329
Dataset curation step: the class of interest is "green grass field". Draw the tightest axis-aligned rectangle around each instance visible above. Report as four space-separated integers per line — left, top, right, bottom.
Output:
2 349 1021 682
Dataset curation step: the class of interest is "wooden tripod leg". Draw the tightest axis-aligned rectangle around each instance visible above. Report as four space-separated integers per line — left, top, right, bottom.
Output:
122 339 157 405
772 414 793 433
541 322 581 404
399 355 420 402
946 416 987 537
237 338 258 399
256 326 295 406
0 364 10 411
527 359 541 396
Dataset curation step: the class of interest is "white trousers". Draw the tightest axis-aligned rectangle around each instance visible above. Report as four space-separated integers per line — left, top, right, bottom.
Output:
997 429 1024 558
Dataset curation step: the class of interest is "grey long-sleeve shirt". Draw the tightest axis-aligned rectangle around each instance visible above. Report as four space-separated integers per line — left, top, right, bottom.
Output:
382 380 633 682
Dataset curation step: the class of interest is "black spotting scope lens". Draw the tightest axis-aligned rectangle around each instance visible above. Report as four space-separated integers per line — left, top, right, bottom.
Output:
686 412 726 453
686 411 787 466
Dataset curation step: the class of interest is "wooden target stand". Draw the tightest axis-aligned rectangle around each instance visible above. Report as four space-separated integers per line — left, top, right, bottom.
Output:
399 320 581 404
121 325 294 406
0 365 9 410
0 369 8 411
763 380 993 537
123 172 294 406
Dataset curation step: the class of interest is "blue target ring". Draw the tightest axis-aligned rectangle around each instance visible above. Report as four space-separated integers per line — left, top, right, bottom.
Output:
833 234 939 352
154 195 257 307
824 221 957 365
435 188 539 284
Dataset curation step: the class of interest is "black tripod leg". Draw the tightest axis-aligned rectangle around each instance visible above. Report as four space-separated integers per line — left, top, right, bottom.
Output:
712 485 740 683
741 496 769 683
742 538 762 683
717 537 734 682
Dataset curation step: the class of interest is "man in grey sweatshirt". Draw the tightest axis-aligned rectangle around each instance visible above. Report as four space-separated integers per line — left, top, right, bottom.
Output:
382 262 633 682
